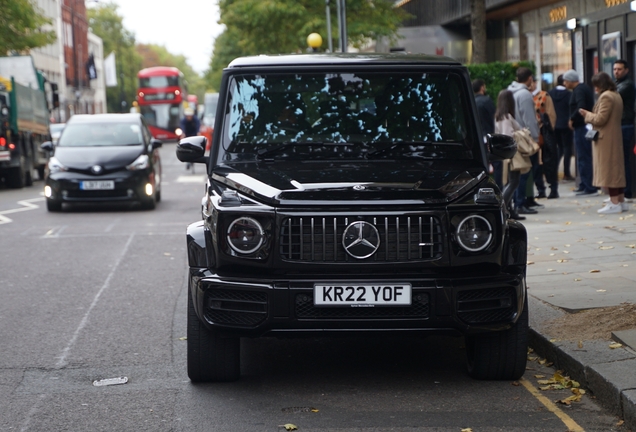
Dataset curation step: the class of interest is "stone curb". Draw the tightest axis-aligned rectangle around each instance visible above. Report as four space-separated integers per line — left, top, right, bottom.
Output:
529 296 636 429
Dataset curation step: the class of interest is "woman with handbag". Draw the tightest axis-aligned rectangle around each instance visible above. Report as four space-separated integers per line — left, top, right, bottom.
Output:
495 90 528 220
579 72 627 214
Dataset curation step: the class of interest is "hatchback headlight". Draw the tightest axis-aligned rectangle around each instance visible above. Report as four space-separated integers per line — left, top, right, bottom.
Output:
227 217 264 254
48 156 68 174
126 154 149 171
456 215 493 252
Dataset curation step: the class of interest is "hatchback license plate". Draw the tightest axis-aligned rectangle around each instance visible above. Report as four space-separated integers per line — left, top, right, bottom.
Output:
80 180 114 190
314 283 412 306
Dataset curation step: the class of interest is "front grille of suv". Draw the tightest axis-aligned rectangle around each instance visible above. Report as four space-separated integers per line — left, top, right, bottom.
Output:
456 287 516 324
279 215 443 262
295 291 430 320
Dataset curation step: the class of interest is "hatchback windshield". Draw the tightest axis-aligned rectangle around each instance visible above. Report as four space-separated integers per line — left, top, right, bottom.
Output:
220 71 472 161
58 121 144 147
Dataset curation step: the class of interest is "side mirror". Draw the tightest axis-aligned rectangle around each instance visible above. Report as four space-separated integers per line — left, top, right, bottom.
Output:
487 134 517 161
41 141 54 152
150 138 163 150
176 135 208 163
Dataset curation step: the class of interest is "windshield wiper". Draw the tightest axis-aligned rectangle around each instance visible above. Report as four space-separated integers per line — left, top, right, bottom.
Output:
366 142 433 159
256 142 353 160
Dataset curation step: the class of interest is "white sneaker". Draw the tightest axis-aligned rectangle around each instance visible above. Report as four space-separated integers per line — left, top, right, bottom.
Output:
598 202 623 214
621 202 630 211
603 197 611 203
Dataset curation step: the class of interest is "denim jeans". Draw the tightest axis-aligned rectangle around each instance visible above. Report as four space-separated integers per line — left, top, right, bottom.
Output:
574 126 596 193
621 124 634 198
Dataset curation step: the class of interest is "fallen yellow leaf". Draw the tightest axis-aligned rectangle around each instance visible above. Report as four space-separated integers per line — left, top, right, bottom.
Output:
281 424 298 431
527 261 535 265
627 244 636 248
589 269 601 273
599 246 614 250
547 269 555 272
565 221 571 225
578 341 583 349
557 259 568 263
565 244 571 247
461 429 473 432
311 409 319 413
534 374 545 379
574 278 582 282
597 289 606 292
609 343 623 349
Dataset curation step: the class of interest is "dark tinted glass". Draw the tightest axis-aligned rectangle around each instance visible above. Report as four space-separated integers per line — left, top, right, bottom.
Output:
139 75 179 88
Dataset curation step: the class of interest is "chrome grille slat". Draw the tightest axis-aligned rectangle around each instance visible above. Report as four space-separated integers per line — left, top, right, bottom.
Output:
279 215 443 263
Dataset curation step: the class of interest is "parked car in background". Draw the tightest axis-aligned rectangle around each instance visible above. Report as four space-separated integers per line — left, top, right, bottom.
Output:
41 113 162 212
49 123 65 145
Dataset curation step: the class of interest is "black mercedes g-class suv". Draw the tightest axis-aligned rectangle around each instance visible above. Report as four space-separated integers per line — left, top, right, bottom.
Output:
177 53 526 383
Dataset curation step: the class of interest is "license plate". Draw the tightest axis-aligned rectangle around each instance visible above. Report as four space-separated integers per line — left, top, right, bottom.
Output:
314 283 412 306
80 180 114 190
0 151 9 162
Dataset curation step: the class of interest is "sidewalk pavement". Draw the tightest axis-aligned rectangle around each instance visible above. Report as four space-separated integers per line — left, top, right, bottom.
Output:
522 184 636 429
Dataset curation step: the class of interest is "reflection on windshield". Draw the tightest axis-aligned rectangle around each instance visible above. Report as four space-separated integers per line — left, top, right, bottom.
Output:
221 71 470 160
58 123 143 147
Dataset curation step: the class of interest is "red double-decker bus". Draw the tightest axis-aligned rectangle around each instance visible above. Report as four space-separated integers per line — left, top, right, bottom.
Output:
136 67 186 140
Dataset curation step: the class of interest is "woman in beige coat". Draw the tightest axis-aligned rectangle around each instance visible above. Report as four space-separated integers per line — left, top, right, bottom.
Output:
579 72 627 214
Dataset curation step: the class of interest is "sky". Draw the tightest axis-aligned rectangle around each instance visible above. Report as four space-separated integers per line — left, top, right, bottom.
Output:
100 0 225 75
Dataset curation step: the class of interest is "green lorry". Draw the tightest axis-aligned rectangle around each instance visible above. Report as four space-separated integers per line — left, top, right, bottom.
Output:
0 56 50 188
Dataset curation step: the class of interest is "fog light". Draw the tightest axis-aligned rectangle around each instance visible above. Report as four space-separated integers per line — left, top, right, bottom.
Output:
44 185 52 198
145 183 153 196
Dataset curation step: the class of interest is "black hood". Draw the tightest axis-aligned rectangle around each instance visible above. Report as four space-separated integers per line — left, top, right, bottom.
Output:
213 160 487 205
550 87 570 103
54 145 144 170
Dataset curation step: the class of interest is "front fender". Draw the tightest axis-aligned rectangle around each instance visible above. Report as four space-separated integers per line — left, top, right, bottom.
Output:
186 221 214 269
504 219 527 271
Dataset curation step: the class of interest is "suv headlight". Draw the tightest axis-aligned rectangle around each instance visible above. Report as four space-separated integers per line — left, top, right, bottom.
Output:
48 156 68 174
227 217 264 254
126 154 149 171
456 215 493 252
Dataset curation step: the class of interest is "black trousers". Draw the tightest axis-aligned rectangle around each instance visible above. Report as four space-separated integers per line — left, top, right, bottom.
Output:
554 128 574 178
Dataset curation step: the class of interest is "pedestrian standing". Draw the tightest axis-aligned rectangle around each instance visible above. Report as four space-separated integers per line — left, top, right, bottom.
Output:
549 74 575 182
507 67 540 215
494 90 524 220
613 59 634 199
579 72 628 213
532 81 559 199
563 69 597 196
473 79 500 190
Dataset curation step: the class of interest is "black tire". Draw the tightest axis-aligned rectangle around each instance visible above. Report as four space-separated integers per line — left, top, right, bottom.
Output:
46 199 62 212
465 295 528 380
187 288 240 383
155 189 161 203
141 194 156 210
6 156 26 189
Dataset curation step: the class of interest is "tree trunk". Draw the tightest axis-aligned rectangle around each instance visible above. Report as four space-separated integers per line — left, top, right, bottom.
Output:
470 0 487 64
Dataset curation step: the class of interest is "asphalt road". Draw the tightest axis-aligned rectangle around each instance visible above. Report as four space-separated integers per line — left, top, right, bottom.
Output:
0 143 625 431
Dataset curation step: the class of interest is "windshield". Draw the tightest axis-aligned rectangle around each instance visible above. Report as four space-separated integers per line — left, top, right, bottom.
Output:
140 103 181 132
220 71 472 161
57 122 143 147
138 75 179 88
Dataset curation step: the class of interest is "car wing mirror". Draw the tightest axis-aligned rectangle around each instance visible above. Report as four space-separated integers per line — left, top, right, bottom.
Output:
487 134 517 161
176 135 208 163
150 138 163 150
41 141 54 152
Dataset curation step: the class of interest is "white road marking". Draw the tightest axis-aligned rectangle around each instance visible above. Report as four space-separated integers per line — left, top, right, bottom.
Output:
176 175 206 183
0 197 43 225
55 233 135 369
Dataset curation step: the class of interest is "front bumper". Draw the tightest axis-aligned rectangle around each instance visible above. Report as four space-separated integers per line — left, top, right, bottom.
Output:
46 170 154 204
190 271 526 338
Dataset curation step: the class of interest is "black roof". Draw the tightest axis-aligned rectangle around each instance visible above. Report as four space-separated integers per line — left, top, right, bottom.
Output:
227 53 462 69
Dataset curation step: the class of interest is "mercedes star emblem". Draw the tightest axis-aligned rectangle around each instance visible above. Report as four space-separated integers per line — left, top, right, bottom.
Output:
342 221 380 259
91 165 103 174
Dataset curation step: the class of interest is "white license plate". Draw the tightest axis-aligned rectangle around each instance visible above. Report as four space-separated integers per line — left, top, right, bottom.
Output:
80 180 114 190
0 152 9 162
314 283 412 306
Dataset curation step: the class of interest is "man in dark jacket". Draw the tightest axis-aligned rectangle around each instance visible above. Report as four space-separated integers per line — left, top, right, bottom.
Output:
549 75 574 182
473 79 501 189
563 69 597 195
613 59 634 199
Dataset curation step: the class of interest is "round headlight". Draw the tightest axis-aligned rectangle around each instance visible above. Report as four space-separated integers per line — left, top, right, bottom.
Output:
227 217 264 254
456 215 493 252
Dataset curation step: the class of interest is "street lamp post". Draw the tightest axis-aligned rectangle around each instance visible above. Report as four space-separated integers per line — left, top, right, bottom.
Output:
337 0 347 52
325 0 333 53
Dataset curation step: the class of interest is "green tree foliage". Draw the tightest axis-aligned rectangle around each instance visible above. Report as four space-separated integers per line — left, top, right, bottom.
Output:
466 61 535 103
88 3 142 113
0 0 56 53
137 44 206 103
205 0 408 91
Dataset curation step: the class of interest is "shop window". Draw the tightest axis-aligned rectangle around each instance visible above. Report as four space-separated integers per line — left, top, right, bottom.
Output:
541 31 572 91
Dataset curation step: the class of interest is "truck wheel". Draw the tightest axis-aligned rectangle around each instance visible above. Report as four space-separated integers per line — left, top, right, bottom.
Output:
187 288 240 383
24 158 34 187
465 294 528 380
46 199 62 212
6 156 26 188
